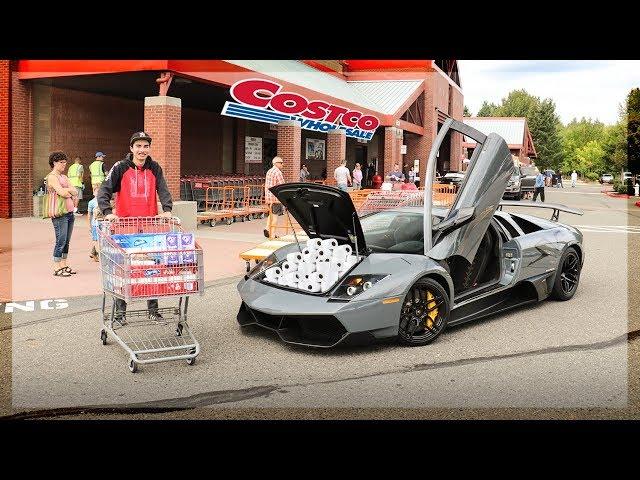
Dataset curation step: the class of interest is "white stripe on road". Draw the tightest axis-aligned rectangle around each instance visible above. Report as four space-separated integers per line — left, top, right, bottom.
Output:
574 225 640 234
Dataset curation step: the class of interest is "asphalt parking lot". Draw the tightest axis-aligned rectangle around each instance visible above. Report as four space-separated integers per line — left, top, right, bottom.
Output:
2 183 639 419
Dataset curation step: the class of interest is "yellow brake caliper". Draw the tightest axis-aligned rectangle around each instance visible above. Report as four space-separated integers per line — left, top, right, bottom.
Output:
425 291 438 329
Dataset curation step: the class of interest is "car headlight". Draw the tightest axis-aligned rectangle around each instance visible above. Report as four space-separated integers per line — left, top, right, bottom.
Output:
248 253 281 279
331 274 388 300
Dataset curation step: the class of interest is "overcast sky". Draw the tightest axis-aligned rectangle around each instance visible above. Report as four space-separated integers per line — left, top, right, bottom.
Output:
457 61 640 125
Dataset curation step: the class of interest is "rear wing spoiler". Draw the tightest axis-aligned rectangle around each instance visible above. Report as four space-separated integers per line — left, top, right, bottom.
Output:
498 201 583 222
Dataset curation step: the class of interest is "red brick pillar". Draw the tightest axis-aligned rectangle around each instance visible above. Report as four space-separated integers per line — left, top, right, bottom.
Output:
383 127 403 179
326 129 346 186
405 133 431 183
0 60 10 219
277 120 301 183
11 66 33 218
420 79 437 185
234 118 246 174
144 96 181 201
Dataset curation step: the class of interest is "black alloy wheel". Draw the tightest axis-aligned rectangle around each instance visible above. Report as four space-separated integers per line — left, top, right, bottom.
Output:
552 247 581 301
398 278 450 346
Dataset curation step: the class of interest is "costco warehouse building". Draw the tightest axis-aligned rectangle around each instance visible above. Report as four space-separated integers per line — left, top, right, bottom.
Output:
0 59 464 218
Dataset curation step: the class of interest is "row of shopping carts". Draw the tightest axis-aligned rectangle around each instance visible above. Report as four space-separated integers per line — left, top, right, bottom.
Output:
196 185 270 227
180 175 266 212
349 184 458 216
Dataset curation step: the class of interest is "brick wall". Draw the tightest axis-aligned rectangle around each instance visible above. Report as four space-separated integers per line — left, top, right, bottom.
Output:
49 87 143 185
181 107 221 176
276 120 301 183
0 61 10 218
326 129 346 185
144 96 181 201
383 127 403 178
11 70 33 217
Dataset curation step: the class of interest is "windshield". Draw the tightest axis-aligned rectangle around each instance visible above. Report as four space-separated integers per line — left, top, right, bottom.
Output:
361 210 439 254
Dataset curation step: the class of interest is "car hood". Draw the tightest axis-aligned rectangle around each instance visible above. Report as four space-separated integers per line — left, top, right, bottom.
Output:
270 183 367 253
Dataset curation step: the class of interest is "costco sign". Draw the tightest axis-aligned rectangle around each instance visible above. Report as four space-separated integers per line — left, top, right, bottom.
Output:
222 79 380 140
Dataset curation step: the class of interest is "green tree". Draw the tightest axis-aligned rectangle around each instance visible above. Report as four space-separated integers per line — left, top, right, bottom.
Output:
573 140 605 179
601 103 627 174
477 101 499 117
463 105 472 117
560 117 607 171
628 88 640 174
531 99 564 170
495 89 540 118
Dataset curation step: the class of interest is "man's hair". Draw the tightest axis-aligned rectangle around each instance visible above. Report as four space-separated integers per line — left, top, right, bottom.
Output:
49 151 68 168
74 156 81 162
272 156 283 165
340 159 347 165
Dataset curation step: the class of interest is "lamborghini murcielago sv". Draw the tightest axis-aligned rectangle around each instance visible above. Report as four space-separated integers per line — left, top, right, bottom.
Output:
236 119 584 348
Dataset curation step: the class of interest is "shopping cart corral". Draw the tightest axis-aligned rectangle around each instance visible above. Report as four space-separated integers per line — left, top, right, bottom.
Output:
98 216 204 373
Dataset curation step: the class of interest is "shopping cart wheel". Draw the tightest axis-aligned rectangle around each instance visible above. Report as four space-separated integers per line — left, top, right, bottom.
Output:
100 330 107 345
128 359 138 373
176 324 183 337
245 215 251 222
225 218 233 225
208 219 216 227
186 348 197 365
237 216 245 223
259 213 266 219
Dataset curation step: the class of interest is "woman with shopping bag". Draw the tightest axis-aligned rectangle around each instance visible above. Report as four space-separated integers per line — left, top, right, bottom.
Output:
44 151 79 277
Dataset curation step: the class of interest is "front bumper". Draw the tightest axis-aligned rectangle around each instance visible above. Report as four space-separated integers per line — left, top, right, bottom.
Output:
237 277 403 348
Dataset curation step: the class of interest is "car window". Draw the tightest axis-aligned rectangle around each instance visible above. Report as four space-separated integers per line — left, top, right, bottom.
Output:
360 211 434 254
521 167 537 176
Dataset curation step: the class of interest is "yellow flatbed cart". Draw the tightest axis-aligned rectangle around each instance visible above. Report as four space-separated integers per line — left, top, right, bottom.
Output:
239 233 308 272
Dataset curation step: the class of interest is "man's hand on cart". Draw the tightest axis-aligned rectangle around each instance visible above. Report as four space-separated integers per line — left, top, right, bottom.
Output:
105 214 119 221
157 211 173 219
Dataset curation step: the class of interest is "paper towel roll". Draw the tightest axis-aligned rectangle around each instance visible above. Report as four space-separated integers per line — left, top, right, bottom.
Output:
306 238 322 250
331 249 348 264
316 259 331 274
330 258 344 271
264 267 282 281
344 254 358 268
286 252 303 264
285 271 300 284
302 251 318 264
300 262 317 275
277 275 288 286
297 279 310 291
305 281 321 293
321 238 338 250
282 261 298 273
333 244 352 258
316 248 332 261
308 271 321 283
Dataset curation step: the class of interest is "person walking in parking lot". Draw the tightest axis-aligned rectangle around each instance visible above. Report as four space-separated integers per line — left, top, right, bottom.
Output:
571 170 578 188
533 170 546 202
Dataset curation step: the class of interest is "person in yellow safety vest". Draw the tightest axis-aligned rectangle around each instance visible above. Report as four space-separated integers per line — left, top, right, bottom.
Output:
67 156 85 215
90 151 107 188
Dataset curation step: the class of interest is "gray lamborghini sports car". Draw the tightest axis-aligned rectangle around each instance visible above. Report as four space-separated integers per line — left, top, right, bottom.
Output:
237 119 584 348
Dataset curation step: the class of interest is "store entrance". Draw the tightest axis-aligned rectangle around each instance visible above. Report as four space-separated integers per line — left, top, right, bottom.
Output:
355 145 368 185
262 138 277 174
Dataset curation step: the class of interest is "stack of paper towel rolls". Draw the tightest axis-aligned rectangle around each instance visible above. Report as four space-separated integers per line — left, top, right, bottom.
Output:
263 238 358 293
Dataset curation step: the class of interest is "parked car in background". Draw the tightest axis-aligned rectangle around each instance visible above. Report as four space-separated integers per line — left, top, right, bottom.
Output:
622 171 632 182
520 166 539 197
440 171 465 186
503 166 523 200
599 173 613 184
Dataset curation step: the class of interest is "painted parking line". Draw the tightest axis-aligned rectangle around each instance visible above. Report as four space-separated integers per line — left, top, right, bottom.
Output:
574 225 640 234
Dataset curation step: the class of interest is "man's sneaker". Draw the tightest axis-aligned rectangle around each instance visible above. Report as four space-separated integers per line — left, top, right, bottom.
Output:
263 229 270 238
149 312 164 322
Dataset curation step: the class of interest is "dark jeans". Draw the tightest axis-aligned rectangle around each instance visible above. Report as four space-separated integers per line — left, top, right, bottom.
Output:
52 212 75 262
533 186 545 202
115 298 159 317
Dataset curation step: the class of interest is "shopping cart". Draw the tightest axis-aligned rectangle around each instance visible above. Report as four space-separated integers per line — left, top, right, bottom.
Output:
98 216 204 373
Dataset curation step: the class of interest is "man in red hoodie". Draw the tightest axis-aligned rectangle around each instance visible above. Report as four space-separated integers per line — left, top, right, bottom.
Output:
97 131 173 322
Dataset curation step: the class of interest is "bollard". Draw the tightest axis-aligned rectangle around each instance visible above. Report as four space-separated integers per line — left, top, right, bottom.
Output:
635 183 639 197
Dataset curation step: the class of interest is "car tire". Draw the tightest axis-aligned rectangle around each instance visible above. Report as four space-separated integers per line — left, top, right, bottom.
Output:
551 246 581 301
398 277 450 346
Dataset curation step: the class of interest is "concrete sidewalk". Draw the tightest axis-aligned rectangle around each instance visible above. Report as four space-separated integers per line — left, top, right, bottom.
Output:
0 216 270 302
